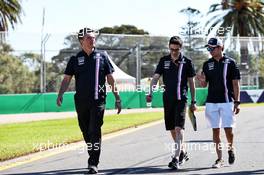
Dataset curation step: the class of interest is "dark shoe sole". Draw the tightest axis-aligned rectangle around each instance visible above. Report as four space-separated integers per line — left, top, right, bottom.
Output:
179 156 189 165
228 151 235 164
168 162 179 170
87 169 98 174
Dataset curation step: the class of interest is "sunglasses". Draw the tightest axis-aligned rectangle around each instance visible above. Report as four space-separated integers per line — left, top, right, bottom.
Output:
84 35 95 40
169 48 180 52
207 47 218 52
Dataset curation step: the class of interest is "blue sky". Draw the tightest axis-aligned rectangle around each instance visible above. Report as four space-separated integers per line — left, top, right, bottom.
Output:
7 0 220 60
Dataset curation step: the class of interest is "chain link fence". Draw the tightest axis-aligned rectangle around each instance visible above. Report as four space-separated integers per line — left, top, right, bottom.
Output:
1 32 264 94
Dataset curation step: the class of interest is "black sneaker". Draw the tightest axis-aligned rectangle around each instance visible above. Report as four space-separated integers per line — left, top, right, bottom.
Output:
228 150 235 164
168 157 180 170
179 151 189 165
88 165 98 174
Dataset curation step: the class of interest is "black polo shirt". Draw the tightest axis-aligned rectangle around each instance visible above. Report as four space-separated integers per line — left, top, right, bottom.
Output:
202 55 240 103
64 50 114 101
154 53 196 100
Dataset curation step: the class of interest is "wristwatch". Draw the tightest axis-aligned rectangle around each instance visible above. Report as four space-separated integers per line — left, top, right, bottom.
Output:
191 100 196 104
234 101 240 105
116 100 121 103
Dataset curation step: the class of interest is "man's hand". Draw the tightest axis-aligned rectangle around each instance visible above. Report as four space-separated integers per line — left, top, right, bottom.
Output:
233 102 240 115
190 103 197 112
146 94 152 103
115 100 122 114
56 95 63 107
196 72 206 82
196 72 207 87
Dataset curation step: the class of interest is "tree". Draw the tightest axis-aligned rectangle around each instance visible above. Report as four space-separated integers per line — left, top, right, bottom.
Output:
99 25 149 35
179 7 202 52
0 0 22 31
205 0 264 71
52 25 151 79
0 0 22 42
258 53 264 88
0 51 36 94
179 7 209 77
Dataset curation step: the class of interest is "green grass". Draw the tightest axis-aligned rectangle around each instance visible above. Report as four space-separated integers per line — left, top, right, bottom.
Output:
240 103 264 107
0 112 163 161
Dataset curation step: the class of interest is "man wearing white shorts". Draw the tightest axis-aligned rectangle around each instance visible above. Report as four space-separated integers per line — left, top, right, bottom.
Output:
197 37 240 168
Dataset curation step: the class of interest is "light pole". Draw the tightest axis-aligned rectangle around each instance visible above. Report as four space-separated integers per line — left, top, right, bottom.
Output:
41 34 50 93
40 7 50 93
136 44 142 87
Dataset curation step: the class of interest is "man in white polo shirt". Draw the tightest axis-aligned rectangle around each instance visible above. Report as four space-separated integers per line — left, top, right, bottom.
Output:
197 37 241 168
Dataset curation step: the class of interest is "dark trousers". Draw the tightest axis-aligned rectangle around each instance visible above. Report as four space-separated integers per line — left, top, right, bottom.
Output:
163 93 187 130
74 98 105 166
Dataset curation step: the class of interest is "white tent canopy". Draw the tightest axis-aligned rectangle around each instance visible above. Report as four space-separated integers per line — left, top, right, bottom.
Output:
104 52 136 91
109 57 135 83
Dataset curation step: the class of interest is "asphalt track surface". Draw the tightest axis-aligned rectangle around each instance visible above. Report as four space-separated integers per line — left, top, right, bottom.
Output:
1 106 264 174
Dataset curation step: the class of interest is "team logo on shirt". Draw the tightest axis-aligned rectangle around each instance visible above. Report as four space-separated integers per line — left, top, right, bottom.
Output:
77 56 85 65
208 62 214 70
178 60 186 64
164 61 170 69
223 59 230 64
95 53 102 59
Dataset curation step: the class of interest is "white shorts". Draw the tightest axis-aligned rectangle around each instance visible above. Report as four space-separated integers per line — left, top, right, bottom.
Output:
205 102 236 128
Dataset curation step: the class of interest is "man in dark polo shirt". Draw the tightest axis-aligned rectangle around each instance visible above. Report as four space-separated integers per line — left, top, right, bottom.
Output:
146 36 197 170
197 37 240 168
56 28 121 174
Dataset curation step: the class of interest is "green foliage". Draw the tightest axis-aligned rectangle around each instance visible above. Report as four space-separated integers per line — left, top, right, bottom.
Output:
0 53 36 93
0 0 22 31
0 43 13 53
206 0 264 37
206 0 264 69
179 7 209 78
100 25 149 35
179 7 203 37
258 52 264 88
0 42 66 93
51 25 169 79
224 50 240 63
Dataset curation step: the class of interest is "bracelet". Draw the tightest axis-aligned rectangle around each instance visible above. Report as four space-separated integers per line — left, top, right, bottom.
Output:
234 101 240 105
191 100 196 104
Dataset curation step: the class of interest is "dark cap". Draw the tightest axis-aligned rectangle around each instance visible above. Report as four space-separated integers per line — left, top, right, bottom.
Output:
205 37 223 47
78 27 95 40
169 36 183 47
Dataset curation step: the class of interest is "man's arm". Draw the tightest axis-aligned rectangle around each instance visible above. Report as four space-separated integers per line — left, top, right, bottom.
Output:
232 79 240 114
57 75 72 106
107 74 121 114
146 73 160 102
149 73 161 95
188 77 196 102
188 77 197 111
196 72 207 87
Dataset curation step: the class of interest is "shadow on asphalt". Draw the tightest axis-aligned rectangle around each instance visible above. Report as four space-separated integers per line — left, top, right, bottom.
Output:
101 165 212 174
208 169 264 175
3 167 264 175
3 166 211 174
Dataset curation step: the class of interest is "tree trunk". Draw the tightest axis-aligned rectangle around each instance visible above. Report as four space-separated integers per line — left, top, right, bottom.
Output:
239 39 249 73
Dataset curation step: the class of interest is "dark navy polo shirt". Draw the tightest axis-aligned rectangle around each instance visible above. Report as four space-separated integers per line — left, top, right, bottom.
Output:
202 55 240 103
154 53 196 100
64 50 114 101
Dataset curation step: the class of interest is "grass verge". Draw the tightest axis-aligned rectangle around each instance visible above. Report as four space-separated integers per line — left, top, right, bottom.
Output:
0 112 163 161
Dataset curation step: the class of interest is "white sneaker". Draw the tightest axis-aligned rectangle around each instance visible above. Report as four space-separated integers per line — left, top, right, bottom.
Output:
212 159 224 168
88 165 98 174
168 157 180 170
